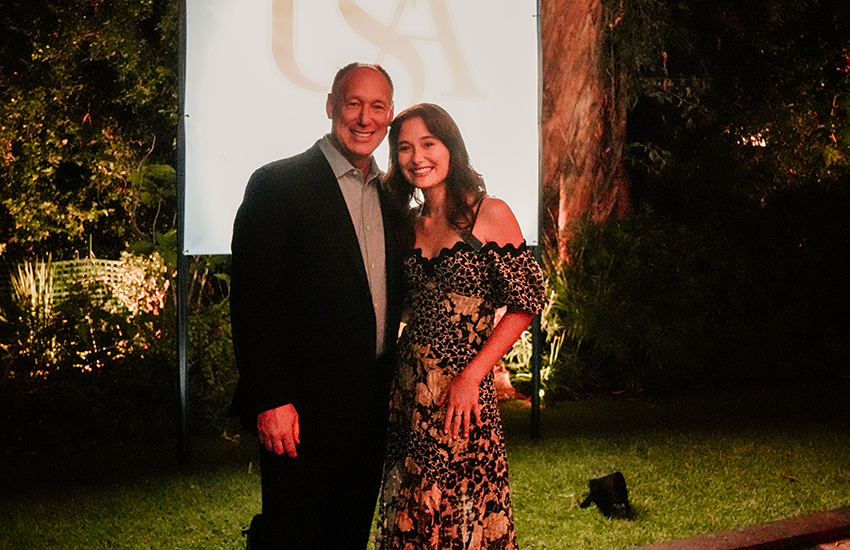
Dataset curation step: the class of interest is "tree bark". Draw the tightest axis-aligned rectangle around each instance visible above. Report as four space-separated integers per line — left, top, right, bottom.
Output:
541 0 630 263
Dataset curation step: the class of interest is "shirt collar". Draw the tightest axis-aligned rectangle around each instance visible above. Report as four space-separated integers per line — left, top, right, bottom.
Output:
319 134 382 184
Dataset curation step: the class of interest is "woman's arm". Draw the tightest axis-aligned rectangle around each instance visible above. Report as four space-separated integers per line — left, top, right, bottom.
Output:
439 196 533 438
439 308 533 438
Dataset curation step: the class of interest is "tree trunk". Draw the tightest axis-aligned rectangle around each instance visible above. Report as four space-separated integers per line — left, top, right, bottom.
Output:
541 0 630 263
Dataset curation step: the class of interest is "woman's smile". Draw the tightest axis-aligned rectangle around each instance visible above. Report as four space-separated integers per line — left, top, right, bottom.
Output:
396 117 450 190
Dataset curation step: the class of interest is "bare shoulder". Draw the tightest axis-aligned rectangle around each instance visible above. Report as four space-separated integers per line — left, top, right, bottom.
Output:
473 196 525 247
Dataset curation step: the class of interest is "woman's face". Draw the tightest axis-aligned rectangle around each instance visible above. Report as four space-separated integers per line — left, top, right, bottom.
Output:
395 117 450 191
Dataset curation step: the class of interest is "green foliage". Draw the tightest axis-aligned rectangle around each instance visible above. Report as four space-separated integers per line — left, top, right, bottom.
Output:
503 282 568 400
0 0 179 257
0 253 178 447
127 163 178 245
1 254 170 375
186 256 237 434
611 0 849 209
530 200 850 397
0 249 237 448
1 257 60 382
526 0 850 395
551 211 730 392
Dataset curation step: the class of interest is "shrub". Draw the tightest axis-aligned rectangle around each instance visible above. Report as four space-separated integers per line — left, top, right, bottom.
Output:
503 277 569 400
551 209 731 393
185 256 237 434
0 249 242 449
0 253 179 449
517 195 850 399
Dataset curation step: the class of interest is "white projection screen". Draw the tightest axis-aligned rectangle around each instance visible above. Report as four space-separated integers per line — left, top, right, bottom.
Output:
184 0 540 254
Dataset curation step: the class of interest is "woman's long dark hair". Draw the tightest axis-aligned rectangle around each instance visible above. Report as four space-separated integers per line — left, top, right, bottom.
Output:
383 103 486 245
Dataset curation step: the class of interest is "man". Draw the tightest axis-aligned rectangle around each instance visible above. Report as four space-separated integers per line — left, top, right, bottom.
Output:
229 63 403 549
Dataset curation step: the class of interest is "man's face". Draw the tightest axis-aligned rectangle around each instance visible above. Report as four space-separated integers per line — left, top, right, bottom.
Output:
326 67 394 169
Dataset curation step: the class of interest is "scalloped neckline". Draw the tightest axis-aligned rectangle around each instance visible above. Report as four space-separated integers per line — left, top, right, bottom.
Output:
411 239 470 262
410 240 525 264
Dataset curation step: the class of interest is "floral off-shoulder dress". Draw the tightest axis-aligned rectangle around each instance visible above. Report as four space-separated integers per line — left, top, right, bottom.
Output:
376 239 545 550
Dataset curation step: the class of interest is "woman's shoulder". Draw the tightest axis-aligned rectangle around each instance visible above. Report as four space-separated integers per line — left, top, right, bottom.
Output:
473 196 524 247
476 196 513 218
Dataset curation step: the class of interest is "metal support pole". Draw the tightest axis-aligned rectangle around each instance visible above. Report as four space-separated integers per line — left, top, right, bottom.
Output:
531 0 544 441
530 283 542 440
177 253 189 457
176 0 189 459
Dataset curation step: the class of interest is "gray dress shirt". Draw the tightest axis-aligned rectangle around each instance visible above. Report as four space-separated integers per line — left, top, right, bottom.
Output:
319 135 388 356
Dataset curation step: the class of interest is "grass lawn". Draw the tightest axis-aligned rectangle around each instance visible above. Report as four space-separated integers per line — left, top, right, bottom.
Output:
1 379 848 549
505 380 850 549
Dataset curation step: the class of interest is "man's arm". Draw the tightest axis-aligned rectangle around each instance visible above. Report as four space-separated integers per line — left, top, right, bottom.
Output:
231 163 299 417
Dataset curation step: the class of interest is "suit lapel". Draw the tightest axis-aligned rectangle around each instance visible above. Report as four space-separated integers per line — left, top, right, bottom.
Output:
307 144 373 303
378 185 404 340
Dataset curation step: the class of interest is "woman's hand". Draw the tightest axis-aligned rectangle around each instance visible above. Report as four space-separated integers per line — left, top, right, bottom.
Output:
439 372 482 439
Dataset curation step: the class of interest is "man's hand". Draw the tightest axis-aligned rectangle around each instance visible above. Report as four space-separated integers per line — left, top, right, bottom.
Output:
257 404 300 457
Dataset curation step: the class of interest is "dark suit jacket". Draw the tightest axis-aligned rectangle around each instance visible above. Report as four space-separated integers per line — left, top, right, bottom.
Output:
229 141 403 453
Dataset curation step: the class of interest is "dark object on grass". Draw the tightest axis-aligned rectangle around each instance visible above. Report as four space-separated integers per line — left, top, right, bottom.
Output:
579 471 632 519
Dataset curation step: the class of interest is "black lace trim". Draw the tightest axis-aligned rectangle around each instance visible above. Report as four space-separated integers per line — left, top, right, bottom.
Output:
410 240 530 264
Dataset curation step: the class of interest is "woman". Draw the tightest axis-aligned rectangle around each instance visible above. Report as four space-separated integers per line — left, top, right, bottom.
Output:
377 103 545 549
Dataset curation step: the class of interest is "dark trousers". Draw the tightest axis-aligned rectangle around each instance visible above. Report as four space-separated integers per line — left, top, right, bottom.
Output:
245 354 392 549
251 439 384 550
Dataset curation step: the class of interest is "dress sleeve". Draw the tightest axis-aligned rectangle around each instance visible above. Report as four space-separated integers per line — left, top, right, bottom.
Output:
488 243 546 314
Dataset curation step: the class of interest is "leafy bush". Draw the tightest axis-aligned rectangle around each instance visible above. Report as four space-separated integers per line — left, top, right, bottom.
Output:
503 282 567 400
0 253 177 448
552 209 731 393
1 257 61 381
185 255 237 434
510 195 850 399
0 252 238 449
